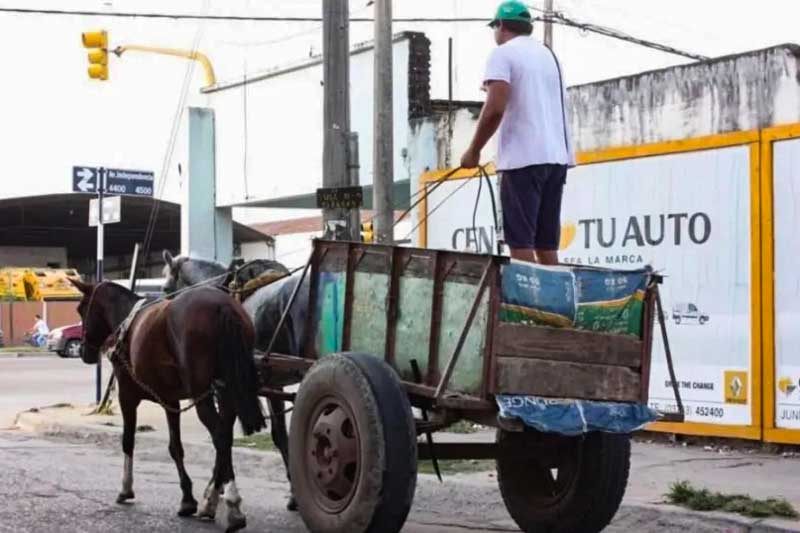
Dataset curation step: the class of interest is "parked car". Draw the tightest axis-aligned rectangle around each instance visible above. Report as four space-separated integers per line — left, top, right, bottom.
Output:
671 302 710 325
0 328 4 347
47 323 83 358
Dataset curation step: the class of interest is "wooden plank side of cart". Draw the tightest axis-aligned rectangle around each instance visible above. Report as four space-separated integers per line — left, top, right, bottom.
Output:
298 240 655 410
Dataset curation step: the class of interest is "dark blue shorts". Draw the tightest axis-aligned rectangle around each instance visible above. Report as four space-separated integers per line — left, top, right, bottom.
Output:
500 164 567 250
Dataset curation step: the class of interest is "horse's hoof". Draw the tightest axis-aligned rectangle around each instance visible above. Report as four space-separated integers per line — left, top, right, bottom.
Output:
286 495 298 512
116 490 135 504
225 514 247 533
178 498 198 517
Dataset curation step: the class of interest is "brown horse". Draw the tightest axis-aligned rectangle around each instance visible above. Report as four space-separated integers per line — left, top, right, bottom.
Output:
69 278 266 532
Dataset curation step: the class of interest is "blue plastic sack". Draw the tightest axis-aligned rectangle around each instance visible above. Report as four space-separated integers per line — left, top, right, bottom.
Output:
496 394 658 436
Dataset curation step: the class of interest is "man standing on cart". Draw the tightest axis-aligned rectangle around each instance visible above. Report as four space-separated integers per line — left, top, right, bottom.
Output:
461 0 575 265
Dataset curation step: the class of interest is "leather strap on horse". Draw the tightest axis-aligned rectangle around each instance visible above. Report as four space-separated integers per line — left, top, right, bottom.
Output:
103 299 216 415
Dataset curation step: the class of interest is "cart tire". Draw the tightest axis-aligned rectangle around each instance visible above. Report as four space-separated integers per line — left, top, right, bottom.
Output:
289 353 417 533
496 429 630 533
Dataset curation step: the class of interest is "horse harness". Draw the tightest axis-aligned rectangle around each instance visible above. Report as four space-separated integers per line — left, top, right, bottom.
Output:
99 296 216 415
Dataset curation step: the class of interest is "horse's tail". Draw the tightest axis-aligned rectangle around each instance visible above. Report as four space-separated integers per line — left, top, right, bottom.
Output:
218 305 267 436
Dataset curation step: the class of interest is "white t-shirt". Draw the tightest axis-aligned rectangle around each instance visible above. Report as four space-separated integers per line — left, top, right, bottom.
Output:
484 36 575 171
34 319 49 335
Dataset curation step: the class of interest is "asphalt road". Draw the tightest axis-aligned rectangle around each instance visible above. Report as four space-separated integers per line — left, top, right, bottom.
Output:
0 355 106 429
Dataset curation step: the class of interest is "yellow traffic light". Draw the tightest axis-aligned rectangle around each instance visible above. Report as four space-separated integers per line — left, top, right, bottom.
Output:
82 30 108 80
361 222 374 243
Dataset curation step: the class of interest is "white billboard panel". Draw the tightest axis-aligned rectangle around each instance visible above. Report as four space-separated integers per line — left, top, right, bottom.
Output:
773 138 800 429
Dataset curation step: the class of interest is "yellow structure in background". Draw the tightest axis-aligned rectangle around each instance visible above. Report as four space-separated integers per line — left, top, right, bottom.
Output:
0 268 81 301
418 127 800 443
0 268 42 301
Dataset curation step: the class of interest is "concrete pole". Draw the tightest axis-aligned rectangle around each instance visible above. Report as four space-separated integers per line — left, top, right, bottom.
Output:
373 0 394 243
322 0 352 240
184 108 233 264
544 0 554 49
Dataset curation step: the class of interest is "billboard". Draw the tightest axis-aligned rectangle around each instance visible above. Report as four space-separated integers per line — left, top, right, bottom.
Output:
773 138 800 429
424 145 753 426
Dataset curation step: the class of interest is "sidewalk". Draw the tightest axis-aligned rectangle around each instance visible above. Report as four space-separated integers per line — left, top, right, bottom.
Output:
12 402 800 532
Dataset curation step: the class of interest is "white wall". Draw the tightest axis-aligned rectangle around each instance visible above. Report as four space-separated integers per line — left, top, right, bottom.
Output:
239 241 274 262
210 37 412 207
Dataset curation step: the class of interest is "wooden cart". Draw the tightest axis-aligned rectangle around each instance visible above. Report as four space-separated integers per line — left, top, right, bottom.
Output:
260 240 682 533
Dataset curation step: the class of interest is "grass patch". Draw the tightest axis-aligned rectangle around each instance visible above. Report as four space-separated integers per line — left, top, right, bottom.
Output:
444 420 484 434
233 433 275 451
418 459 494 476
0 346 48 353
667 480 798 519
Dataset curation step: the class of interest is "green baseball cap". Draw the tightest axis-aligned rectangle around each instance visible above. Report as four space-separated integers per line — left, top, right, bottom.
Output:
489 0 532 27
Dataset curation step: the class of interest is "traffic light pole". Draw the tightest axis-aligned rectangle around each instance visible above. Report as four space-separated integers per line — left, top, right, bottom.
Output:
95 167 105 404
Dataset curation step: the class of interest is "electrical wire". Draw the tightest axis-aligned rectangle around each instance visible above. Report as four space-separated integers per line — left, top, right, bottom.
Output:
0 7 489 22
136 14 206 287
545 12 709 61
400 177 473 243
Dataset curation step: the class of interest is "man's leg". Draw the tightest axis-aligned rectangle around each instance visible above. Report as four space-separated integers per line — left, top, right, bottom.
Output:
500 167 541 262
510 248 537 262
534 250 559 265
533 165 568 266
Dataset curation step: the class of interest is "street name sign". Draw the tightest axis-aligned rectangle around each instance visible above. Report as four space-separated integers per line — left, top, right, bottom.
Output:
72 166 155 197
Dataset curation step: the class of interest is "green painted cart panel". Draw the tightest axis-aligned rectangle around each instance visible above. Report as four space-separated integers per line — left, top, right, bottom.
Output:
393 276 435 382
349 272 390 358
315 271 346 356
437 280 490 395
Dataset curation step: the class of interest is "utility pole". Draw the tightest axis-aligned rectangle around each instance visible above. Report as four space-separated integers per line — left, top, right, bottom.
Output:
544 0 554 48
322 0 356 240
373 0 394 243
95 167 105 404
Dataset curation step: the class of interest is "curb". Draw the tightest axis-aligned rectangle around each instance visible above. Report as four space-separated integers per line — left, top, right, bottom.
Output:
0 351 55 358
13 409 286 463
618 502 800 533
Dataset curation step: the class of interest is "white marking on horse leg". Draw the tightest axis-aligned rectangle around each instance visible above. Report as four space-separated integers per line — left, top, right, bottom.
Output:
198 479 220 519
122 454 133 494
223 480 246 531
223 480 241 506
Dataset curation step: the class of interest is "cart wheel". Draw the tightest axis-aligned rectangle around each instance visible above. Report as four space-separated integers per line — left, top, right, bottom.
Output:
496 429 630 533
289 353 417 533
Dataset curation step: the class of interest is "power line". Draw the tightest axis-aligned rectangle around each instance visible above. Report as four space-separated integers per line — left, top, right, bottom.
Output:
0 7 488 22
0 6 708 60
547 12 709 61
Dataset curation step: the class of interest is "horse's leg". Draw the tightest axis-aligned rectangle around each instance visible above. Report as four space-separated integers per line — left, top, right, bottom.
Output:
116 390 139 504
165 404 198 517
219 390 247 533
195 395 222 520
268 396 296 511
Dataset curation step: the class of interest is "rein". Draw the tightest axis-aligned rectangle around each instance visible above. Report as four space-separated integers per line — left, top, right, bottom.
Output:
83 280 228 415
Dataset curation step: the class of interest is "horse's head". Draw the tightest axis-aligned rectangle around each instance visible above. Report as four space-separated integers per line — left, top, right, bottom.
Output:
69 278 141 365
67 278 111 364
162 250 187 294
162 250 228 294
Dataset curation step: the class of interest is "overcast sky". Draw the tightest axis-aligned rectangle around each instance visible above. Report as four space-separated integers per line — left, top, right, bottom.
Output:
1 0 798 218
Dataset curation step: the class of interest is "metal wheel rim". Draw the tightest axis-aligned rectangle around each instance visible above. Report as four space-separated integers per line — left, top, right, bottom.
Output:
304 395 361 514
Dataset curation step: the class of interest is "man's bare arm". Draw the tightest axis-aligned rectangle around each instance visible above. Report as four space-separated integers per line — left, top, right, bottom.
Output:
460 80 511 168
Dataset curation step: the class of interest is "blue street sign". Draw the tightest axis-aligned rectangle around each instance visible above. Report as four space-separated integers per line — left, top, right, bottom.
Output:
72 166 154 197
